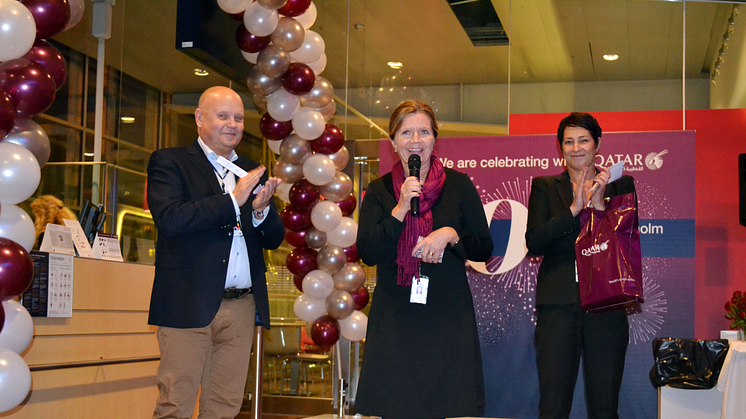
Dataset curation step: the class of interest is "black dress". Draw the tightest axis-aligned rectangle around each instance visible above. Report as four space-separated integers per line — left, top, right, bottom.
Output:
355 168 493 418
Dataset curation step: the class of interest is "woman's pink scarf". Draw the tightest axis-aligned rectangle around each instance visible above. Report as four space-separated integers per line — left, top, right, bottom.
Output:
391 156 446 286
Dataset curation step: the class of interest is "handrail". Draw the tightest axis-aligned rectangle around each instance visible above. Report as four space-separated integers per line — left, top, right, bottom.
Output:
29 356 160 372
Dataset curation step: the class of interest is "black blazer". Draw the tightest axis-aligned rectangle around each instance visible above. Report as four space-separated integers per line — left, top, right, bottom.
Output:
146 140 284 328
525 171 636 305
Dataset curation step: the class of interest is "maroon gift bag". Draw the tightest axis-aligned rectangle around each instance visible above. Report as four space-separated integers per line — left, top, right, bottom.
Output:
575 192 643 312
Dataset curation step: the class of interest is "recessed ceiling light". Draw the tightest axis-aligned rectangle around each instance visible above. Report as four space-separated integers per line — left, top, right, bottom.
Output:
193 68 209 76
84 152 94 157
120 116 136 123
387 61 403 69
603 54 619 61
354 23 364 30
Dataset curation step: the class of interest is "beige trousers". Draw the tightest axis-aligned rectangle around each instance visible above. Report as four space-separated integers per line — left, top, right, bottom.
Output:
153 294 256 419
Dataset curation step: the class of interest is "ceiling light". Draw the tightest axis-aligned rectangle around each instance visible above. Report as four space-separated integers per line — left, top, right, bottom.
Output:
84 152 94 157
387 61 403 69
354 23 364 30
603 54 619 61
193 68 209 77
120 116 136 123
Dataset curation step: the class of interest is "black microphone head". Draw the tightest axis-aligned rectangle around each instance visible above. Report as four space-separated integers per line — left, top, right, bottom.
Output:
408 154 421 170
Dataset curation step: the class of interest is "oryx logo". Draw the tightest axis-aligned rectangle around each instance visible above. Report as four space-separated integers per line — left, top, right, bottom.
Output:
645 149 668 170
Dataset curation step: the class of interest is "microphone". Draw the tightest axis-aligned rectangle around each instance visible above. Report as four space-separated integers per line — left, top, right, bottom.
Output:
408 155 421 217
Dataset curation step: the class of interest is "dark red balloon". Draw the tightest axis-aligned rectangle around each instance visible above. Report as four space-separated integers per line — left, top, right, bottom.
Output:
289 179 320 211
286 247 318 278
281 205 312 232
259 112 293 140
343 244 359 263
0 303 5 334
293 274 304 292
236 24 271 53
0 238 34 301
278 0 311 17
0 89 16 138
285 228 309 248
311 124 345 154
336 193 357 217
282 63 315 95
0 58 57 118
21 0 71 40
311 314 340 347
351 286 370 310
22 40 67 89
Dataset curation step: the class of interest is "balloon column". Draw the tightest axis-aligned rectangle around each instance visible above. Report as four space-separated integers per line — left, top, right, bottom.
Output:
0 0 85 412
217 0 368 348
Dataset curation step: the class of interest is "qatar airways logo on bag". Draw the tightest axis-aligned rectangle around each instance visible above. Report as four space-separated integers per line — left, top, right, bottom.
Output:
580 240 610 257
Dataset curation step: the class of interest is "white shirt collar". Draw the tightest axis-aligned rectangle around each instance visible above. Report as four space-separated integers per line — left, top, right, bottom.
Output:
197 137 238 171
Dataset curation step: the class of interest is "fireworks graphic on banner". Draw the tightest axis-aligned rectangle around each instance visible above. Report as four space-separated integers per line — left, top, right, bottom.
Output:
628 258 668 345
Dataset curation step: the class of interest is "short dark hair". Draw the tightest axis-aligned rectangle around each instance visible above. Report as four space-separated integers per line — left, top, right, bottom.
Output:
388 100 439 140
557 112 602 147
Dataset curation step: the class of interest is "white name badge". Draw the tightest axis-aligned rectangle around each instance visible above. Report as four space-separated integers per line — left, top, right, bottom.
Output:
410 275 429 304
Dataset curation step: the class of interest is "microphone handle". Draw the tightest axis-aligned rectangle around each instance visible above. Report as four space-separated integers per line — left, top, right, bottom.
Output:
411 196 419 217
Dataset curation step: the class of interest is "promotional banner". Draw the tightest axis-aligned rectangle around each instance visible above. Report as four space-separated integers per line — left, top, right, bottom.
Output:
379 131 695 418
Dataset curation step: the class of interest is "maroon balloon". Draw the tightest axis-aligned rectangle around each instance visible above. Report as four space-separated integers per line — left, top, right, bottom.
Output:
311 124 345 154
235 24 271 53
285 228 309 248
336 193 357 217
278 0 311 17
22 40 68 89
293 274 304 292
0 58 57 118
0 238 34 301
0 89 16 138
343 244 359 263
0 303 5 334
281 205 312 232
311 314 340 347
282 63 315 95
351 286 370 310
286 247 318 278
259 112 293 140
21 0 71 40
289 179 320 211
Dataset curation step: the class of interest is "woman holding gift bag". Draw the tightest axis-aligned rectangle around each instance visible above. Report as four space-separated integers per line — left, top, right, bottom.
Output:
525 112 636 419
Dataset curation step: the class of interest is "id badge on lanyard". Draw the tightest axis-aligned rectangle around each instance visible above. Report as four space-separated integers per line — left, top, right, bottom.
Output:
410 267 429 304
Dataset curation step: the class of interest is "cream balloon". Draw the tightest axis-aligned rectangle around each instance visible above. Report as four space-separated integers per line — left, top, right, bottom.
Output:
295 1 317 29
0 0 36 62
319 171 353 202
267 88 300 122
0 300 34 354
326 216 358 248
0 204 35 252
292 108 326 140
310 200 342 232
302 269 334 300
0 142 41 205
306 52 327 75
217 0 250 13
332 262 366 292
338 310 367 342
267 138 283 154
289 30 325 63
243 1 279 37
0 349 31 413
293 294 326 322
241 50 260 64
258 0 287 9
275 181 292 202
65 0 86 30
302 153 335 186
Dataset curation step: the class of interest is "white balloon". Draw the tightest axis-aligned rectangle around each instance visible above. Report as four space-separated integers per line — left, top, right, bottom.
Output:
241 50 259 64
0 204 35 252
302 153 336 186
310 200 342 232
65 0 86 30
292 108 325 140
267 88 300 122
275 181 292 202
338 310 368 342
0 300 35 355
295 2 317 30
289 30 325 63
326 216 358 248
267 138 283 154
0 142 41 205
302 269 334 300
217 0 251 14
0 348 31 413
293 294 327 322
244 1 279 37
306 53 327 75
0 0 36 62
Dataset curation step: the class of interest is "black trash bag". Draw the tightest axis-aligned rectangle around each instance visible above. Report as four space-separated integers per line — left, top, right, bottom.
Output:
649 338 730 389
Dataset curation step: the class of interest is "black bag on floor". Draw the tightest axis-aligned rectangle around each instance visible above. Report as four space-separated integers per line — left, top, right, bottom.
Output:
649 338 730 389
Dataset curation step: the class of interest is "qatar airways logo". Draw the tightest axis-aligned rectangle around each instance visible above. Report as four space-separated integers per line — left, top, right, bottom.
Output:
644 149 668 170
580 240 610 257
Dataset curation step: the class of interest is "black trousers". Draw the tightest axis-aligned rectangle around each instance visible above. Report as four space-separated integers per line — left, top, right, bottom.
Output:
534 304 629 419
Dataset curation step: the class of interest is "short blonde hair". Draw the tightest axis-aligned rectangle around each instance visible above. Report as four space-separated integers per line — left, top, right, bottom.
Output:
388 100 439 140
30 195 77 247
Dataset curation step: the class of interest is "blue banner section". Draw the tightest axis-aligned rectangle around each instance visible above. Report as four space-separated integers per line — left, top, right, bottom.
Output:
490 220 511 256
639 219 695 258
